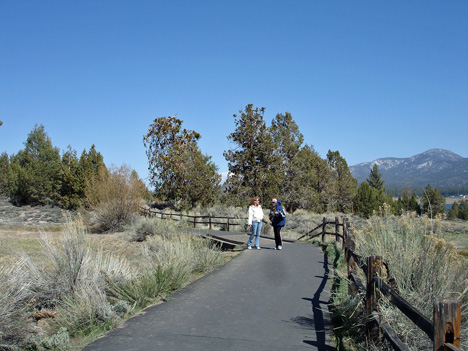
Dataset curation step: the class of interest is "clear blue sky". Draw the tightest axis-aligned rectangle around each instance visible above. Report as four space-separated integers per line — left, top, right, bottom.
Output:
1 1 467 185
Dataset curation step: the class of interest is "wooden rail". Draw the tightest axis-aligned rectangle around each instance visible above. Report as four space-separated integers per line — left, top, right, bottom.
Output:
315 218 463 350
139 207 243 231
296 216 344 242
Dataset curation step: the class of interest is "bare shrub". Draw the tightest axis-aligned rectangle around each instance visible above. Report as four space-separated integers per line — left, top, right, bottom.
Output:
86 165 146 232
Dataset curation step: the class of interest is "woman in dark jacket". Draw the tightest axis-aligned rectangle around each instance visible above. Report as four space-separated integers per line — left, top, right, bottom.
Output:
269 198 286 250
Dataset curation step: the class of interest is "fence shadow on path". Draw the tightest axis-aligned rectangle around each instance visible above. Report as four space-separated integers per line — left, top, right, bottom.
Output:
291 253 336 350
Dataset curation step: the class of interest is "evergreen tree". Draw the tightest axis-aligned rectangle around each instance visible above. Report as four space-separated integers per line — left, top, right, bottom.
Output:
448 200 468 220
268 112 304 211
326 150 357 213
292 145 331 213
459 200 468 220
59 146 84 209
421 184 446 217
10 125 62 205
0 152 12 197
447 202 459 220
79 144 107 207
354 181 380 218
367 164 385 191
223 105 276 205
144 116 221 210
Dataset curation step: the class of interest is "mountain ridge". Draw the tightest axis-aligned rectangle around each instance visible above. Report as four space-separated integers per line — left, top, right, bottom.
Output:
349 149 468 194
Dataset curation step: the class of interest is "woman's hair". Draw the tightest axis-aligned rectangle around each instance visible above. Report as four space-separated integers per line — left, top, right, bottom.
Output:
249 197 260 206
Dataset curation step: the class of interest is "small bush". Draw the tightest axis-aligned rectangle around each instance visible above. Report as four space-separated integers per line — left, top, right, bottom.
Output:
50 290 118 337
25 327 70 351
128 217 178 242
85 165 146 233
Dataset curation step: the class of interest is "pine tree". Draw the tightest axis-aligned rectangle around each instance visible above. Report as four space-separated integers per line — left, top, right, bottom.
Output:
367 164 385 191
354 181 379 218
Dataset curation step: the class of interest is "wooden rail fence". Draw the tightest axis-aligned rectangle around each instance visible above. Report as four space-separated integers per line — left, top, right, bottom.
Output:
139 207 244 231
304 217 463 351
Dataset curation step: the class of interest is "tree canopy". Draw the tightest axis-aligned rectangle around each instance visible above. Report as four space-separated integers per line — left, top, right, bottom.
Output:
144 116 221 210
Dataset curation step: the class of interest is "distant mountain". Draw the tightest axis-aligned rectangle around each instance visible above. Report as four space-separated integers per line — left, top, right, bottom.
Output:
349 149 468 195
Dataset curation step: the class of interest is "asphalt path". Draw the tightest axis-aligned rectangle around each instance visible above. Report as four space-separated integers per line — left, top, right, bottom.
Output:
83 241 335 351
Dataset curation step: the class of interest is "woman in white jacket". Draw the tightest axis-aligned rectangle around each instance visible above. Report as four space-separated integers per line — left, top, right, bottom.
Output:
247 197 264 249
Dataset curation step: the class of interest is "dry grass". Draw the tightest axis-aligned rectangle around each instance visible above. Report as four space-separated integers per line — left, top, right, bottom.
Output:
355 208 468 350
0 201 230 350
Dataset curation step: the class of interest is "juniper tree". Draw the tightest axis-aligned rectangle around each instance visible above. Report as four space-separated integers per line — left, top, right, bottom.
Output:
422 184 446 217
326 150 358 213
10 124 62 205
144 116 221 210
290 145 331 213
223 104 276 205
268 112 304 212
0 152 12 196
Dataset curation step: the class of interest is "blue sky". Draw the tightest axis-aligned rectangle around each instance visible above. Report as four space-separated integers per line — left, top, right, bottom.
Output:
1 1 467 185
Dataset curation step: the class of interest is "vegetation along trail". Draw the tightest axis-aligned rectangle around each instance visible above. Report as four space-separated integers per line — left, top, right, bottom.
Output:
83 242 335 351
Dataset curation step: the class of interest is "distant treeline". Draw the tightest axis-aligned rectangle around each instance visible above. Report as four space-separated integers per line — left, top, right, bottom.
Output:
387 186 468 197
0 124 146 210
1 106 464 221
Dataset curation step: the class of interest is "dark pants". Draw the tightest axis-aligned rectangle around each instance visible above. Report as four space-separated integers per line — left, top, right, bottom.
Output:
273 226 283 247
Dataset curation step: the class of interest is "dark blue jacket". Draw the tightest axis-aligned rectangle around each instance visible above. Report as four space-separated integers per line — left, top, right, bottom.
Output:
269 200 286 227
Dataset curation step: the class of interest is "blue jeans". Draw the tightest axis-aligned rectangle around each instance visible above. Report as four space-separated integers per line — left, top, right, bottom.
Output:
247 221 262 248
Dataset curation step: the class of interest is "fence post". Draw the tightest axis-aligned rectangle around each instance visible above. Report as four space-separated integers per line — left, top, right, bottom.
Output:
209 213 212 230
346 227 358 296
322 217 326 242
335 216 339 243
193 216 197 228
342 218 349 251
366 256 382 342
433 297 461 351
227 218 230 232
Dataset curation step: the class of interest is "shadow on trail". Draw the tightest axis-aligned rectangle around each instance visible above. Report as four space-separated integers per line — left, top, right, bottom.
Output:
291 253 335 350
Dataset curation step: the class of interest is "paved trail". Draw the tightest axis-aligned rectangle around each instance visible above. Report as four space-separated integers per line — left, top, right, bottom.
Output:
83 241 335 351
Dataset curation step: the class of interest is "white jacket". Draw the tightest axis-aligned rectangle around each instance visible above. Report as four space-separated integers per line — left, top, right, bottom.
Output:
248 205 264 225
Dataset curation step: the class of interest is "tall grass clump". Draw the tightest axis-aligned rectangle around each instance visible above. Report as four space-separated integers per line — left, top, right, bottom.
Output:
356 207 468 350
106 230 224 308
0 258 32 348
0 215 137 350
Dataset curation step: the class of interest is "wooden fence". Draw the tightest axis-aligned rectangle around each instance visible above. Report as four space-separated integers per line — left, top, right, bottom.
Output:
303 217 463 351
139 207 244 232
